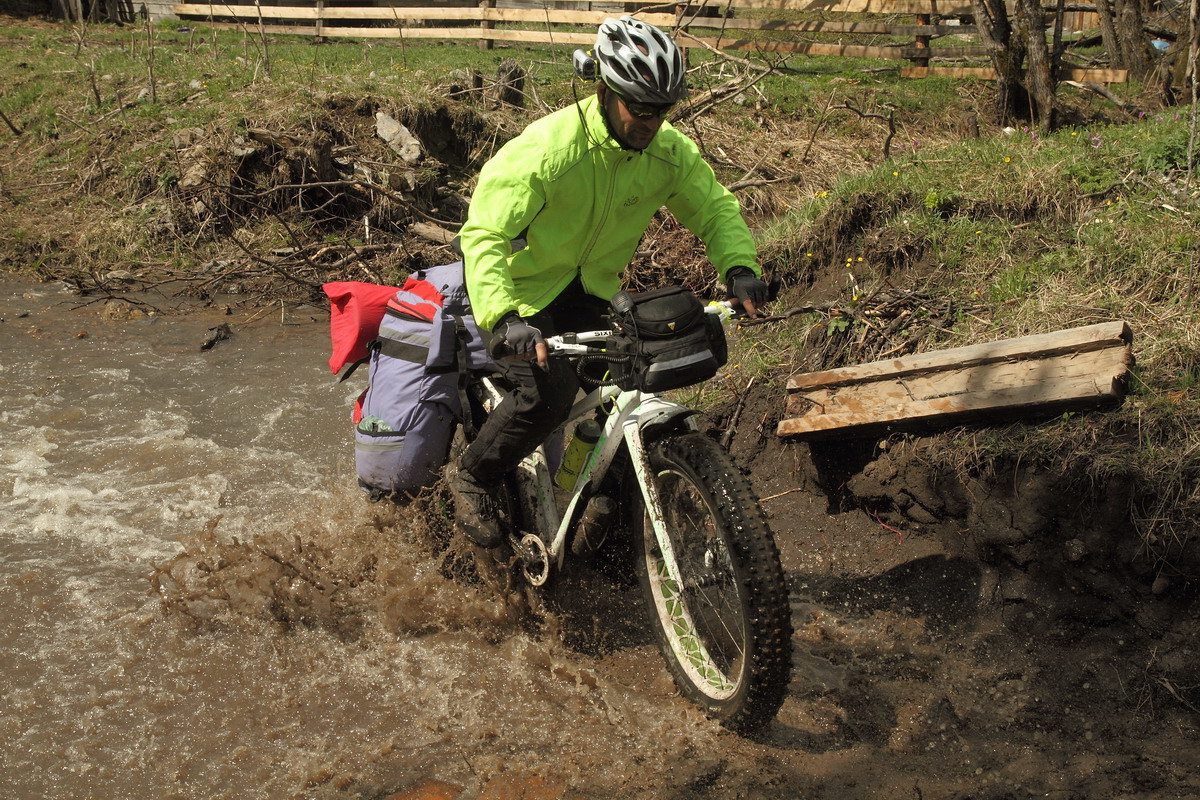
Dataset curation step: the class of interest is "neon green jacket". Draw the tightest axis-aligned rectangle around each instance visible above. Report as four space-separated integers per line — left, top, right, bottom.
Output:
458 94 760 332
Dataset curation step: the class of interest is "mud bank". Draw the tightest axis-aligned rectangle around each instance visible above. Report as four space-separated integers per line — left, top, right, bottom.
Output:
712 377 1200 799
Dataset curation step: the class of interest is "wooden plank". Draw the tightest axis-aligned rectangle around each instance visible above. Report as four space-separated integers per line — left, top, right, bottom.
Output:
460 27 595 44
778 347 1130 440
175 0 977 19
480 0 495 51
688 18 977 35
903 66 1130 82
187 20 320 35
690 36 986 58
484 7 676 25
174 4 323 19
173 4 675 24
171 5 969 38
786 321 1131 392
777 322 1133 441
176 19 593 43
722 0 974 14
688 36 908 57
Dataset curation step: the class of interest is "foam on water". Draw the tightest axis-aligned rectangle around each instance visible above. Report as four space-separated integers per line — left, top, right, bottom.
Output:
0 288 743 800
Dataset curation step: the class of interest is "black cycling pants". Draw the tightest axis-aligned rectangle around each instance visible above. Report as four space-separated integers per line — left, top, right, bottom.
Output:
460 280 609 482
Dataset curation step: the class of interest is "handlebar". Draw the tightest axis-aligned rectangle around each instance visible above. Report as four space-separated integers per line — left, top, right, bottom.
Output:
543 300 736 355
488 300 738 361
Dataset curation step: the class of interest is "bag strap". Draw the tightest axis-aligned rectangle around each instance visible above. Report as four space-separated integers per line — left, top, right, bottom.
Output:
453 316 479 439
336 356 369 383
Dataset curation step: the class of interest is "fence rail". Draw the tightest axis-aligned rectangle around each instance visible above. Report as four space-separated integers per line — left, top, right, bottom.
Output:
172 1 1123 80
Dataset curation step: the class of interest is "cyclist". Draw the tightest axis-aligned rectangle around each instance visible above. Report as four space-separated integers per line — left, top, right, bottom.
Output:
450 15 768 547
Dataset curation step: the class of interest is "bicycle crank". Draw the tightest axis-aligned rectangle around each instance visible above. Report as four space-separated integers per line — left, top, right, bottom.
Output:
511 533 550 586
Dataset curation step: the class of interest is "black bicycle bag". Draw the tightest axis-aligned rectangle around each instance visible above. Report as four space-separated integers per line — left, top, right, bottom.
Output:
608 286 727 393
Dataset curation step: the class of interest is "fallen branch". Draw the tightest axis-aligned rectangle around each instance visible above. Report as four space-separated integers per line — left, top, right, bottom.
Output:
0 99 22 136
727 173 803 192
410 221 456 245
1064 79 1132 111
830 101 897 158
760 487 804 503
672 57 780 122
55 110 96 137
720 376 756 449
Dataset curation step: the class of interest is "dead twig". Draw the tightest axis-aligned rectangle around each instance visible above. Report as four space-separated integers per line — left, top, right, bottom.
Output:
720 376 756 449
676 29 774 73
0 102 24 136
830 101 898 158
1064 80 1133 112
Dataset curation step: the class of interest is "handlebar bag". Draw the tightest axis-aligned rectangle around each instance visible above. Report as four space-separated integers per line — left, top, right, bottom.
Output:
609 286 727 393
352 261 490 496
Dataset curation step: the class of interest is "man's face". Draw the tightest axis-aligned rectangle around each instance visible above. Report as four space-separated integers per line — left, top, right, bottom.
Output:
599 85 672 151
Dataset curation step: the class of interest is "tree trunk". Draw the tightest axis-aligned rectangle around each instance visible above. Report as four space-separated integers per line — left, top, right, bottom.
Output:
970 0 1032 124
1019 0 1058 129
1114 0 1153 79
1095 0 1126 67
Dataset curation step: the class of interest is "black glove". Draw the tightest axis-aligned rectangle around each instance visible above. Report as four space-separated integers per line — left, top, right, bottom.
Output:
491 311 544 359
726 266 769 309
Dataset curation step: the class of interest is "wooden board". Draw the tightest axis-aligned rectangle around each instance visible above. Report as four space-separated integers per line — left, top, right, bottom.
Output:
684 18 977 36
725 0 974 13
903 66 1130 82
173 4 676 25
776 321 1133 441
178 20 595 44
688 35 983 58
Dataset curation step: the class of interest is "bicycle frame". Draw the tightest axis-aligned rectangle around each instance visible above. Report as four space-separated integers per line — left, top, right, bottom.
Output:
473 329 700 586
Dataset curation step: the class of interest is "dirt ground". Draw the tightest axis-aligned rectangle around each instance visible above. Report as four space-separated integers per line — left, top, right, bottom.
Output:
677 383 1200 800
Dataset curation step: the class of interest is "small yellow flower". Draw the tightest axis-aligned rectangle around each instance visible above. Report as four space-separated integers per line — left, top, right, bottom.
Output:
806 252 813 257
892 171 899 176
856 257 863 262
975 230 983 235
1004 157 1012 163
1071 131 1078 136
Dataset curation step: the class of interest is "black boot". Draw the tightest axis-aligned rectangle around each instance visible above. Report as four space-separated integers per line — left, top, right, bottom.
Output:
447 465 503 548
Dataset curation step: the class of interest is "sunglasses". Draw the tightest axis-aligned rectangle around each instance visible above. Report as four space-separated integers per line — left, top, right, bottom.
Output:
615 92 674 120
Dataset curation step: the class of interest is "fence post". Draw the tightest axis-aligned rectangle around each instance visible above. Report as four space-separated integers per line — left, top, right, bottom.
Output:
913 3 931 68
479 0 494 51
315 0 325 42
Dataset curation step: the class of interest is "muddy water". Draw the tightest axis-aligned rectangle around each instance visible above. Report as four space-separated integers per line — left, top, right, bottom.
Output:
12 278 1198 800
0 278 748 799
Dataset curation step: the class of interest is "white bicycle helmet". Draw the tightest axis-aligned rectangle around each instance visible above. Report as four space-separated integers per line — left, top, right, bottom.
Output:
592 16 686 105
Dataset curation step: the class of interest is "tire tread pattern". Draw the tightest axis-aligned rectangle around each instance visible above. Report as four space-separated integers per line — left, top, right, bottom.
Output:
644 432 793 732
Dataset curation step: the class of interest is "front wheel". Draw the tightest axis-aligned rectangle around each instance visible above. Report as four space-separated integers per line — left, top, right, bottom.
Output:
634 433 793 732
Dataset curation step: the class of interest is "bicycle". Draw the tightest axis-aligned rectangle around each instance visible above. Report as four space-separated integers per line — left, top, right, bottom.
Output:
458 298 794 732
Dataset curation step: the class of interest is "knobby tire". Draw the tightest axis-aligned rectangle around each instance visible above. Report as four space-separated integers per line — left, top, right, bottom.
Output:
635 432 793 732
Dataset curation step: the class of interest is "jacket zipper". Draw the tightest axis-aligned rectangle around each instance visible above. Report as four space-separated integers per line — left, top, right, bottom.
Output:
576 148 624 295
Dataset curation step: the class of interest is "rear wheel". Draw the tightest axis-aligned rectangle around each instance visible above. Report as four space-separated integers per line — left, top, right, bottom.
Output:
634 432 793 732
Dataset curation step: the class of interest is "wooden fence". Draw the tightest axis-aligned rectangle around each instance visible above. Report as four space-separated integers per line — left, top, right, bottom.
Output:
172 0 1125 81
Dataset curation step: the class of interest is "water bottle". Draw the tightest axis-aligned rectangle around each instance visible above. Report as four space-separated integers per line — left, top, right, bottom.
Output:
554 419 602 491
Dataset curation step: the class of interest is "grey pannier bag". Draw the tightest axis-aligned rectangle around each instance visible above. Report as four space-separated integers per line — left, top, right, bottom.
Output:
352 262 489 496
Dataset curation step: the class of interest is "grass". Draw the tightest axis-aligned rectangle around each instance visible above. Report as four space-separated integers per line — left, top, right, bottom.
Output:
740 107 1200 564
2 14 1198 564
